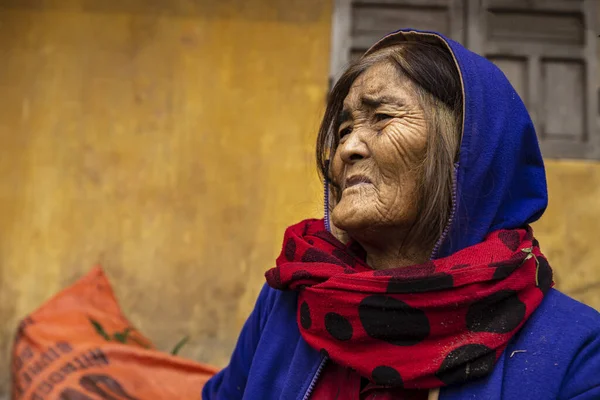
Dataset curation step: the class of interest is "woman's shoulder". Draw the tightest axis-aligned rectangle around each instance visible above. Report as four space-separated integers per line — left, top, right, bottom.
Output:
536 288 600 329
253 282 299 327
518 288 600 349
257 282 297 308
505 289 600 398
445 290 600 400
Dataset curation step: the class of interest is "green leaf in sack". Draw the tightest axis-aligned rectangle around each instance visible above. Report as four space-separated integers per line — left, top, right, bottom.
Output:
89 318 111 341
113 328 132 343
171 336 189 356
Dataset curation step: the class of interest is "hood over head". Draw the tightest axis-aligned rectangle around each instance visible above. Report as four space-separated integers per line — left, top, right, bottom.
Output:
325 29 548 259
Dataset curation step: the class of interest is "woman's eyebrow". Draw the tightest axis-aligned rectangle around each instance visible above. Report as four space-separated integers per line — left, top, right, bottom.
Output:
338 95 405 123
361 95 405 109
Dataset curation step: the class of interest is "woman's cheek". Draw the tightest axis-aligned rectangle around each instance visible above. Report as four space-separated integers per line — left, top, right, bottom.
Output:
381 123 426 165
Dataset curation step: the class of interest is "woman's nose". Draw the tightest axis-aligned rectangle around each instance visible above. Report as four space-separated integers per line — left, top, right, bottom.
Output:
339 129 370 164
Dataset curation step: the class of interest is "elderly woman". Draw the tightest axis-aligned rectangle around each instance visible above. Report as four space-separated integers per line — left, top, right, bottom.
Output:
202 30 600 399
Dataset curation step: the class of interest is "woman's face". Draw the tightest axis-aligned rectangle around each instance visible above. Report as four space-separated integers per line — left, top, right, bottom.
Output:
330 61 428 235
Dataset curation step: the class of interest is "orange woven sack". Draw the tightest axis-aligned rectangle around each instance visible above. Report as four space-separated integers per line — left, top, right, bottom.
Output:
10 266 218 400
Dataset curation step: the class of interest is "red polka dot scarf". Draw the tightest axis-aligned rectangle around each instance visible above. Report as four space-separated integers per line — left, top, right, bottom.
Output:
265 218 553 390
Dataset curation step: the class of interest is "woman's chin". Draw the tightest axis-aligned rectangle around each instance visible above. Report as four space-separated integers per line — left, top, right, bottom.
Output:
331 205 372 233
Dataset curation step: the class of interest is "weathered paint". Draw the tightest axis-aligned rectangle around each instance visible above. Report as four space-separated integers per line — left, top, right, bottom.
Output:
0 0 331 392
534 160 600 310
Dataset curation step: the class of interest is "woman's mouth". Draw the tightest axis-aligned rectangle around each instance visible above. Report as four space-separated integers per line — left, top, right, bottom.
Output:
344 175 372 189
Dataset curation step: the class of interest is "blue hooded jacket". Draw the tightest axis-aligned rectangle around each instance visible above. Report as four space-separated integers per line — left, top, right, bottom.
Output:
202 30 600 400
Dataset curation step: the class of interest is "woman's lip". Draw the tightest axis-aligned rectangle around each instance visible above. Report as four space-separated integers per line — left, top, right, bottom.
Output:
345 176 372 188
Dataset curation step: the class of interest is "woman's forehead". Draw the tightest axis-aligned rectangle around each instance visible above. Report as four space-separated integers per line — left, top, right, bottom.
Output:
343 63 414 110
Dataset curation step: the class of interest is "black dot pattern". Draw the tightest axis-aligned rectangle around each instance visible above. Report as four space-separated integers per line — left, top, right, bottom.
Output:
537 257 553 294
332 248 357 267
312 230 346 250
498 231 521 251
325 312 353 341
372 366 403 387
359 295 430 346
388 273 454 293
466 290 526 333
284 238 296 261
301 248 345 266
269 268 282 289
494 251 528 268
490 259 520 280
300 301 311 329
436 344 496 385
291 270 313 281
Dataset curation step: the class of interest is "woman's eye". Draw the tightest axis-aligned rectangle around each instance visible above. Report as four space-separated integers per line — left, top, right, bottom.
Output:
375 113 393 122
339 127 352 138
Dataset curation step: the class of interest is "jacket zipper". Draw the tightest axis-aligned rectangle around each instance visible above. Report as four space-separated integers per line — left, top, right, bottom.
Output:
301 356 328 400
430 162 459 259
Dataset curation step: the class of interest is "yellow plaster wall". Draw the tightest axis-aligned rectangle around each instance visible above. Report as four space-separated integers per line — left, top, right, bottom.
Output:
0 0 331 391
534 161 600 310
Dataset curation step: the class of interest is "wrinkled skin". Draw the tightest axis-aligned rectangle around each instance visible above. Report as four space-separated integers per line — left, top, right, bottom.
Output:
330 62 429 269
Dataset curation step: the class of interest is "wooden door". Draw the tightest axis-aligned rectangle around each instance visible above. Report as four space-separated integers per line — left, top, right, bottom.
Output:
330 0 599 159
